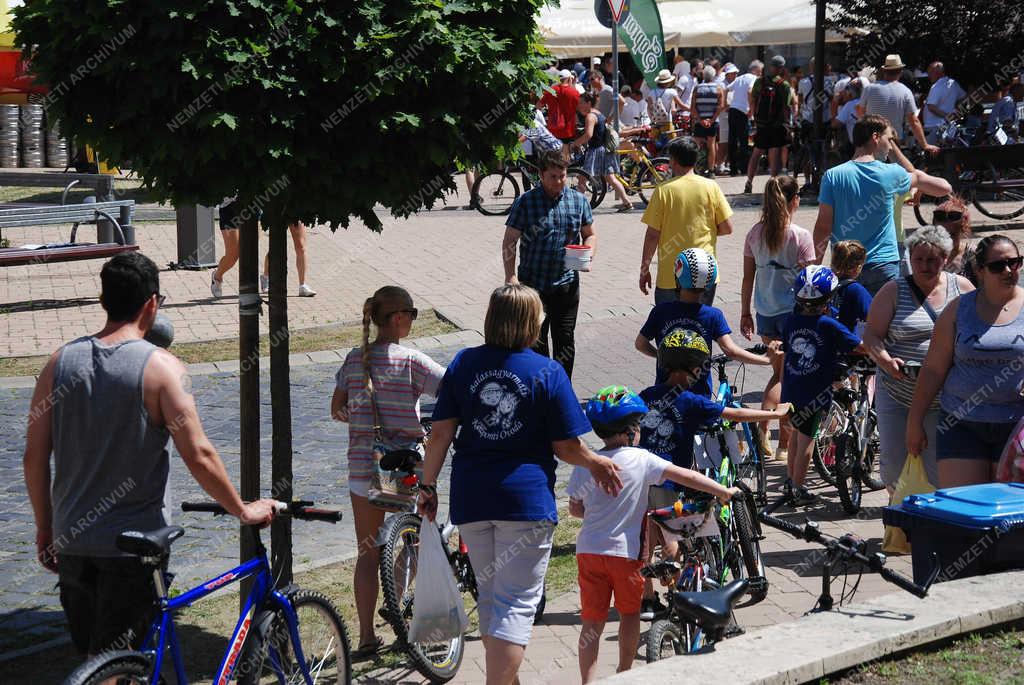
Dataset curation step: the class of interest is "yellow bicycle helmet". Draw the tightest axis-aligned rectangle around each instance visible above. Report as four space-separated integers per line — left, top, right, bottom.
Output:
658 328 710 372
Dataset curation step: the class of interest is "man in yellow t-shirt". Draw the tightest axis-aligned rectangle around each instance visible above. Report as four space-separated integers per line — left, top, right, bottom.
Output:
639 137 734 305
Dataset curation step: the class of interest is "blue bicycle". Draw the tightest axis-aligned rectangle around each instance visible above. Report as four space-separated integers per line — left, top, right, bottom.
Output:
64 501 351 685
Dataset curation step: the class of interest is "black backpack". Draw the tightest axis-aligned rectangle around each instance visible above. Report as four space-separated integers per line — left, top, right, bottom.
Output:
755 77 788 126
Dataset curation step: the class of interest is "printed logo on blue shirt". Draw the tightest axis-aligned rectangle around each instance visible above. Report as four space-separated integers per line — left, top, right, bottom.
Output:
640 402 679 456
661 317 707 340
470 370 529 440
787 328 825 376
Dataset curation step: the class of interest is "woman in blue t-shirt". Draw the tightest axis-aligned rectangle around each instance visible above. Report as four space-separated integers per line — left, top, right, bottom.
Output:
419 284 622 682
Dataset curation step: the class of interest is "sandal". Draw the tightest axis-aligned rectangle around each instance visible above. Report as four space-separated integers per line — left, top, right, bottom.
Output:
351 636 385 661
615 203 634 212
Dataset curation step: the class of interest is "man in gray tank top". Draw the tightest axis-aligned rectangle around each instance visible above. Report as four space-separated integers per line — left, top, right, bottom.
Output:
23 252 278 655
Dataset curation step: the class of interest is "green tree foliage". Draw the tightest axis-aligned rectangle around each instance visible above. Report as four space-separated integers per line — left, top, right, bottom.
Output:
828 1 1024 91
14 1 548 230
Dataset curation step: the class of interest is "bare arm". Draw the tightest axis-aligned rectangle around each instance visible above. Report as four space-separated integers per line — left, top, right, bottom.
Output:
722 405 790 423
740 256 756 340
906 111 935 152
717 334 770 365
714 88 726 120
417 417 457 521
640 225 660 294
573 112 596 149
635 333 657 359
24 354 58 571
568 498 585 518
661 463 736 501
716 218 733 236
580 222 596 261
855 102 866 118
330 386 349 422
502 226 522 284
863 282 904 379
910 169 953 197
813 203 834 263
907 299 959 454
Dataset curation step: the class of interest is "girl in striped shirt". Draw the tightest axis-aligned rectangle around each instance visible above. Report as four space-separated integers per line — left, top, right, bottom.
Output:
331 285 445 657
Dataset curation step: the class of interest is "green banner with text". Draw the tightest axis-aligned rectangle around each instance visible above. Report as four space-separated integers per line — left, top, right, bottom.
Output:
618 0 667 88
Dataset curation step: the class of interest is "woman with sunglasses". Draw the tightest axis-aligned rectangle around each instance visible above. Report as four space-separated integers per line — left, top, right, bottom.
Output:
932 197 977 285
864 226 974 491
907 235 1024 488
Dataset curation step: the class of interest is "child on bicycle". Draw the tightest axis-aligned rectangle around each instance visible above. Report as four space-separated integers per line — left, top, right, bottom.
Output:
636 248 773 396
829 240 872 336
781 265 865 505
567 385 739 684
637 329 789 617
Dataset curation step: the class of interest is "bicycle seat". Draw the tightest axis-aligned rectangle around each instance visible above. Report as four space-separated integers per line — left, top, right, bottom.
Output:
116 525 185 558
671 579 749 630
378 449 421 473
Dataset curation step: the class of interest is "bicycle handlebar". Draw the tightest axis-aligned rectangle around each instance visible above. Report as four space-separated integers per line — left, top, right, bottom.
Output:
710 345 768 366
758 503 930 599
181 501 344 523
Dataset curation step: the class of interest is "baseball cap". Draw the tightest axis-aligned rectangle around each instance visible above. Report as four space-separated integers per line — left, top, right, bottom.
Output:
770 55 786 68
592 57 602 65
558 68 573 79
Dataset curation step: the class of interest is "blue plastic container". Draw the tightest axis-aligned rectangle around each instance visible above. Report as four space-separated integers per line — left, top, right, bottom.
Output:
883 482 1024 585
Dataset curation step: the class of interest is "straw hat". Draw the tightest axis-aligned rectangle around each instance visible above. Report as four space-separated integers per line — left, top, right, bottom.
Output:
655 69 676 86
881 54 906 71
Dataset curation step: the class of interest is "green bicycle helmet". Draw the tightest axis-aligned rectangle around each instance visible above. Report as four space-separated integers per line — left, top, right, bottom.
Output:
657 328 710 373
585 385 648 438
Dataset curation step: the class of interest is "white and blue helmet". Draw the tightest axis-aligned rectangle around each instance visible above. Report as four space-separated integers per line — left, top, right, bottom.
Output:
674 248 718 290
794 265 839 302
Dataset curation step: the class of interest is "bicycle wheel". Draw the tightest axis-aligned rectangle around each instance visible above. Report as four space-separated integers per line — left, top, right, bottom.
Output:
860 410 885 491
973 164 1024 220
567 166 602 210
834 429 863 514
645 619 686 662
378 513 465 683
238 590 351 684
471 171 520 216
63 651 156 685
637 157 671 204
739 423 768 506
812 438 838 486
731 498 768 605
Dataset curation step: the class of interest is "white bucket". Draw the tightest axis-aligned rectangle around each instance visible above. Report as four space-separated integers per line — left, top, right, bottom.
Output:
564 244 592 272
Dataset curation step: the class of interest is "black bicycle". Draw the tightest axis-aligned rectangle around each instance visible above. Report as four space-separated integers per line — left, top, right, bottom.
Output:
472 159 601 215
811 355 885 514
760 499 936 612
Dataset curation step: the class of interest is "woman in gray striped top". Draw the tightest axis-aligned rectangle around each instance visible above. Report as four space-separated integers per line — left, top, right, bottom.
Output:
863 226 974 489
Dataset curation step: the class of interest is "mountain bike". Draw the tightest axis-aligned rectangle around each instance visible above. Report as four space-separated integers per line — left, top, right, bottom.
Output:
610 137 672 204
811 355 885 514
760 499 936 612
63 501 350 685
472 158 601 216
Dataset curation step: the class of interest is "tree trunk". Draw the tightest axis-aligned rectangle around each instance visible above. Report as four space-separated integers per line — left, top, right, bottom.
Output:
268 218 293 587
238 207 261 609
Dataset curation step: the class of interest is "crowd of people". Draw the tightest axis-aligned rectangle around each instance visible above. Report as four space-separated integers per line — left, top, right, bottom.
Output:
20 51 1024 685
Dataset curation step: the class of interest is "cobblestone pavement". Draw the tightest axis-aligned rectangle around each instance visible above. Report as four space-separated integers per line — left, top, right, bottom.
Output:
0 173 992 676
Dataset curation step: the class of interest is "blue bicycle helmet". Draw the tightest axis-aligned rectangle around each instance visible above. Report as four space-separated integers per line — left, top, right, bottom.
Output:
794 264 838 303
585 385 648 437
674 248 718 290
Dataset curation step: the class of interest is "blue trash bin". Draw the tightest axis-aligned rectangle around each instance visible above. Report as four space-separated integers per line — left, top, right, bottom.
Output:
883 482 1024 586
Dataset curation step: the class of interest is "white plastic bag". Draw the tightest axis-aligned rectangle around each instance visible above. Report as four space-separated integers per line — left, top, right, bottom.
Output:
408 522 469 644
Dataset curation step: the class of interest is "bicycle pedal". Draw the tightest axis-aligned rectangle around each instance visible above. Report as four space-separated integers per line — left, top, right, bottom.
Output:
747 575 769 595
724 625 745 638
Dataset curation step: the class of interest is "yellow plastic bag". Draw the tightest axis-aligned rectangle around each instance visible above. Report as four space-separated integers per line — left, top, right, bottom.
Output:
882 453 936 554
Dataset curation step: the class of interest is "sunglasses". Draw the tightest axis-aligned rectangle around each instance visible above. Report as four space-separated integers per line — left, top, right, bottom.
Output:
983 256 1024 274
933 210 964 222
389 308 418 320
155 293 167 307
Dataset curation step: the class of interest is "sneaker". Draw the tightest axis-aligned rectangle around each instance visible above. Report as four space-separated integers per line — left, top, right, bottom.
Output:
639 595 667 621
781 477 794 499
298 283 317 297
743 180 753 194
210 273 223 298
775 447 789 464
791 484 818 506
259 274 269 293
758 431 774 458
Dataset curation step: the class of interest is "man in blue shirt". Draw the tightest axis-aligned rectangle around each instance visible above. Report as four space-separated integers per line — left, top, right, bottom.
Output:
812 114 951 296
502 152 596 379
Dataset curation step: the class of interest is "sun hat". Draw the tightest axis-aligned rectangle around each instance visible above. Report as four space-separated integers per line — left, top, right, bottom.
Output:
881 54 906 71
724 63 739 75
655 69 676 86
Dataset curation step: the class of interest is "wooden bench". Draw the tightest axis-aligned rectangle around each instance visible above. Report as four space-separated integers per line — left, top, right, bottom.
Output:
0 200 136 268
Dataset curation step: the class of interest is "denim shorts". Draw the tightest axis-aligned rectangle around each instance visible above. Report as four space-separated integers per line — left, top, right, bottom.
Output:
858 261 901 297
755 312 789 339
935 410 1017 462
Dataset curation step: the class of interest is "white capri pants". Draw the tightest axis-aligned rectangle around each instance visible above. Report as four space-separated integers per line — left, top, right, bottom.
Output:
458 519 555 646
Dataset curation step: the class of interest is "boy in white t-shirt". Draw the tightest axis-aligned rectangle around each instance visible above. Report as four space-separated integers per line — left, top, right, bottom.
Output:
567 385 739 683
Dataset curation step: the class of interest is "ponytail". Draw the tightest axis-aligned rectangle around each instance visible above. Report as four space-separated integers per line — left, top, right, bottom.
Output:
361 296 376 398
760 175 799 254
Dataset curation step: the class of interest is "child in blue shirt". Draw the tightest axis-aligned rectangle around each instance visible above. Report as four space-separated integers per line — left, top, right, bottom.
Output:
782 266 865 505
829 240 872 336
637 328 789 617
636 248 772 394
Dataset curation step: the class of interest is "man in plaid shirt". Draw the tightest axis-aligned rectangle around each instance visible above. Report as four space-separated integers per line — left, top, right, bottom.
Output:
502 152 596 379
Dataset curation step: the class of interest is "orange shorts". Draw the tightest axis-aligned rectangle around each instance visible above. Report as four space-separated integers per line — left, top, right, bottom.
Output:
577 553 645 622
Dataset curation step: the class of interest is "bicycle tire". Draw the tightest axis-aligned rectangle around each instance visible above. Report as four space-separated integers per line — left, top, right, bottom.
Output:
834 429 863 514
740 423 769 505
567 166 602 210
731 498 768 605
860 410 885 491
378 513 466 683
471 171 520 216
973 164 1024 220
645 619 686 662
62 651 158 685
637 157 671 204
238 590 351 685
812 437 839 486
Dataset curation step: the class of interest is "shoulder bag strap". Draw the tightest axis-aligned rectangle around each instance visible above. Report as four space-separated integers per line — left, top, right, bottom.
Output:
905 275 939 322
364 351 386 443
